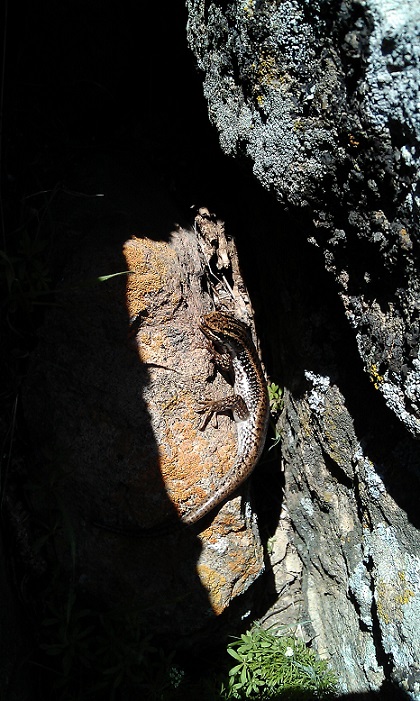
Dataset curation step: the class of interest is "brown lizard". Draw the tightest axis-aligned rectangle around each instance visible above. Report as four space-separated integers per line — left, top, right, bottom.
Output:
183 310 270 524
94 311 269 535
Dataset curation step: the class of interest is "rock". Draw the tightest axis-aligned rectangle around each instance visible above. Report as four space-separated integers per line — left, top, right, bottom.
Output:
21 193 266 642
186 0 420 439
186 0 420 697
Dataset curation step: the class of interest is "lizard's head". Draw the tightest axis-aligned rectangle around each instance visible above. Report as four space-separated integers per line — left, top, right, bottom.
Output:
199 311 250 343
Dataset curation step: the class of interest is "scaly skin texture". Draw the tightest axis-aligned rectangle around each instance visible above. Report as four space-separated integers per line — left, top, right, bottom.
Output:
93 311 269 536
184 311 270 524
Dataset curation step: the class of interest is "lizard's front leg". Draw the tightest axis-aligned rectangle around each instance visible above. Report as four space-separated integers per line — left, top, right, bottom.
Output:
197 394 249 430
203 337 232 374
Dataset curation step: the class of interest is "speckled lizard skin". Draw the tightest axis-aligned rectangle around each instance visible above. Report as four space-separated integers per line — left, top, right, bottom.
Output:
184 310 270 524
94 311 269 535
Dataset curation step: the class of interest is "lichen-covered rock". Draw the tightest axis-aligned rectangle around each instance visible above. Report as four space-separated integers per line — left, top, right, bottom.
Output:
186 0 420 697
283 376 420 696
186 0 420 439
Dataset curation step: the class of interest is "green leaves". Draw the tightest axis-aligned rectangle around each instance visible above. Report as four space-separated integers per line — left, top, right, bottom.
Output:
268 382 283 416
267 382 283 450
0 229 51 318
222 625 337 700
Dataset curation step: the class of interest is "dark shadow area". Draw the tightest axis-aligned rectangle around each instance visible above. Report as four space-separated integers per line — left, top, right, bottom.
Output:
220 182 420 529
2 0 418 700
335 688 412 701
1 2 281 699
324 688 405 700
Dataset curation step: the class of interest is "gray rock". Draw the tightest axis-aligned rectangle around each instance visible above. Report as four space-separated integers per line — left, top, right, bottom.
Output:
187 0 420 697
186 0 420 438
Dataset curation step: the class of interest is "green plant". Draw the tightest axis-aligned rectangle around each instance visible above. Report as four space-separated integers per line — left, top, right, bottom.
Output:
0 232 130 323
24 465 339 701
220 625 337 700
0 227 51 326
37 589 186 701
40 590 97 689
268 383 283 416
267 382 283 450
0 181 130 338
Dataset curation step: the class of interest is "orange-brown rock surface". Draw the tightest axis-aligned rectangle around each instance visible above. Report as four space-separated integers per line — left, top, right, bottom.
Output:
23 212 265 639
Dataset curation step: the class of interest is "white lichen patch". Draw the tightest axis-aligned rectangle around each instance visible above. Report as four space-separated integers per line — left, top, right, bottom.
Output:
369 523 420 675
304 370 331 414
349 561 374 629
363 0 420 135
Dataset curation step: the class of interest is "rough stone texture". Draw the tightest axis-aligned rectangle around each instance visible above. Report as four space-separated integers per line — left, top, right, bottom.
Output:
186 0 420 698
186 0 420 439
283 381 420 697
255 227 420 698
20 190 267 641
